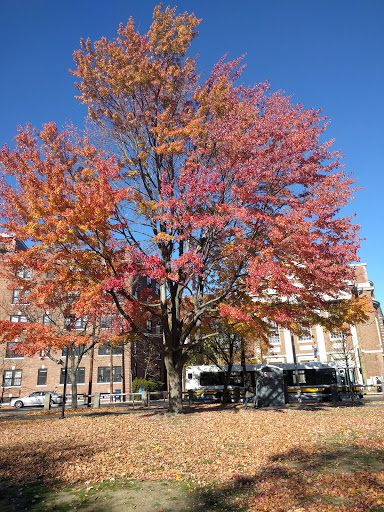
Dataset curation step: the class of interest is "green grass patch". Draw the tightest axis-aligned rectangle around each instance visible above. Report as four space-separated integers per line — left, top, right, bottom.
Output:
0 477 254 512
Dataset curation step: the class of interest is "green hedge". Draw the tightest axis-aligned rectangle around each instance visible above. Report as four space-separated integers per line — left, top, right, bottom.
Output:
132 378 163 393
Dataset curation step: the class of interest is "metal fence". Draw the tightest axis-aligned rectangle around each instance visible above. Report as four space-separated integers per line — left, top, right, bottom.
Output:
62 390 170 409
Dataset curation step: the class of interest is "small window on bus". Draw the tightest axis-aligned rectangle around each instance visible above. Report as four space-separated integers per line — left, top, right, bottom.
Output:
187 373 192 380
292 370 306 385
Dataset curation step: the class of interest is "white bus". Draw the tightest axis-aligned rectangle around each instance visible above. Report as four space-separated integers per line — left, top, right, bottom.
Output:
185 362 363 402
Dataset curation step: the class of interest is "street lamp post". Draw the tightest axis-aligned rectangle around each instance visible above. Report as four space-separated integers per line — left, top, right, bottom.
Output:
87 345 94 407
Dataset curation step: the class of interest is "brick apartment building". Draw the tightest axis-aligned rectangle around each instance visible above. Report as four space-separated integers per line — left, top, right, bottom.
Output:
0 235 165 403
262 263 384 385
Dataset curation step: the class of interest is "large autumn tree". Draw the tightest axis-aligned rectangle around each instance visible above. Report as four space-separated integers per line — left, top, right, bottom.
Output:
0 5 365 412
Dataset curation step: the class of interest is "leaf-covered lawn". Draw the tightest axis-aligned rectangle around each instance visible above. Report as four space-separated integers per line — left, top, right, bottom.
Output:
1 404 384 511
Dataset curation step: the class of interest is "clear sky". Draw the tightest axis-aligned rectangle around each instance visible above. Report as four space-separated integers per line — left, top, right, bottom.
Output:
1 1 383 303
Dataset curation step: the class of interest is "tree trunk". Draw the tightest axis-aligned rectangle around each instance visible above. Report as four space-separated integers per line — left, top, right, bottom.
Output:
222 361 233 403
164 353 183 413
222 336 235 403
241 339 248 386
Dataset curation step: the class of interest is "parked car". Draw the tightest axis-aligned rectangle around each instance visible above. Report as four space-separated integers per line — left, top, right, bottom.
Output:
11 391 63 408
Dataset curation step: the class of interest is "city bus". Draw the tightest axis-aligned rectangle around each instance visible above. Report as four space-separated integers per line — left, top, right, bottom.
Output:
184 362 363 403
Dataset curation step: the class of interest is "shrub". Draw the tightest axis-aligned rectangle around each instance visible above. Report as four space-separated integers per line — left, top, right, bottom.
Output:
132 378 163 393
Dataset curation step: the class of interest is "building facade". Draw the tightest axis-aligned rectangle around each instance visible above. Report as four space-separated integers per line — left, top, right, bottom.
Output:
262 263 384 385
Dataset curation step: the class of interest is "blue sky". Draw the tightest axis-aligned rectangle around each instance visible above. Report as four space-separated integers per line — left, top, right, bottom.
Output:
1 1 383 303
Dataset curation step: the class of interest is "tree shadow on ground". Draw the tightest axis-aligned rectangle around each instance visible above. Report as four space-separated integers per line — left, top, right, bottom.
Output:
271 442 384 473
191 444 384 512
0 438 104 485
286 400 367 411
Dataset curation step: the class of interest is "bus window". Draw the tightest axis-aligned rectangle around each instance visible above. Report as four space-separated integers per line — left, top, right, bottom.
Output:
292 370 306 385
348 368 357 385
200 372 225 386
248 371 256 388
338 369 347 386
317 370 336 386
303 370 316 386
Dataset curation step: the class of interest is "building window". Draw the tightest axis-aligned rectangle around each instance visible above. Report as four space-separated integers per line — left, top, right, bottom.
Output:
75 317 87 330
268 322 280 345
98 343 123 356
43 314 52 326
330 331 346 341
16 268 32 279
98 344 109 356
77 367 85 384
5 342 23 358
12 289 20 304
156 324 162 335
298 327 312 342
3 370 22 387
65 316 87 330
97 366 122 383
37 369 47 386
100 317 112 329
147 319 152 333
60 367 85 385
10 315 28 323
62 345 87 357
11 289 30 304
66 291 80 304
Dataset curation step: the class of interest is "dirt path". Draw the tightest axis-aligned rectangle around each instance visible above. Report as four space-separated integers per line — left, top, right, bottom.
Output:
52 481 197 512
0 480 209 512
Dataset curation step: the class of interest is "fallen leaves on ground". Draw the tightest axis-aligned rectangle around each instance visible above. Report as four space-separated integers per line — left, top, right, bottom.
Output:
0 404 384 511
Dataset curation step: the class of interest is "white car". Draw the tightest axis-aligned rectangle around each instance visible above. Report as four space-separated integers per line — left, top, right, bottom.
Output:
11 391 63 408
